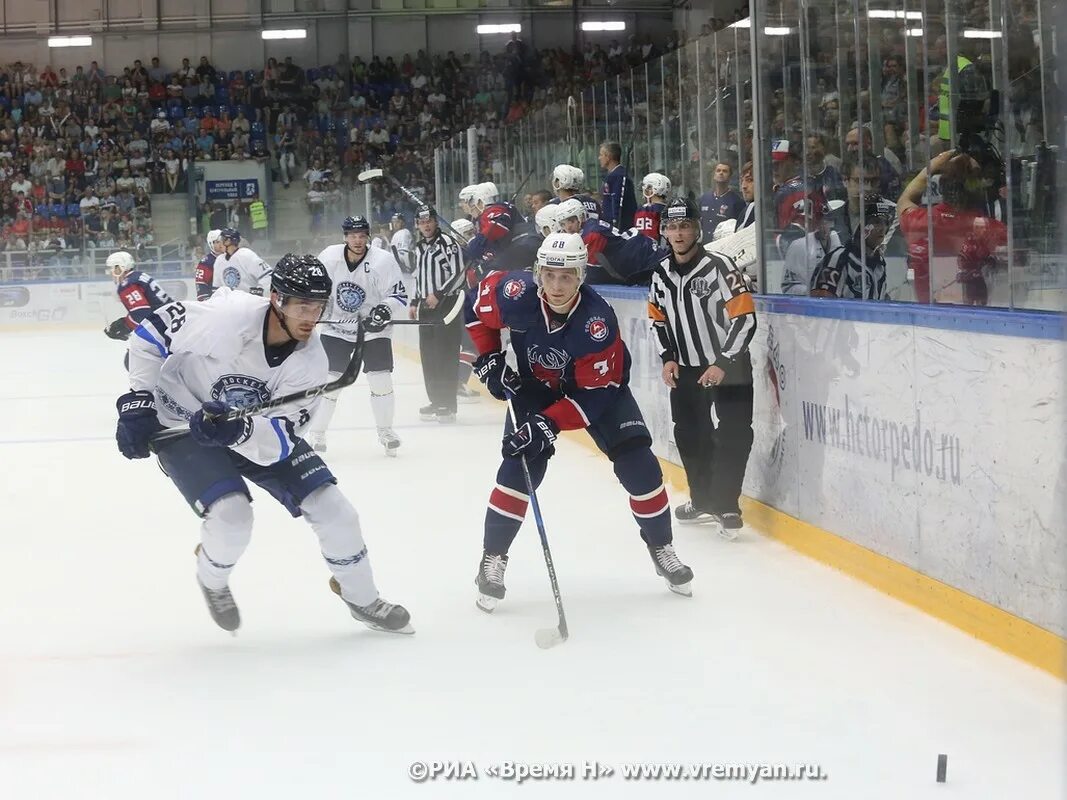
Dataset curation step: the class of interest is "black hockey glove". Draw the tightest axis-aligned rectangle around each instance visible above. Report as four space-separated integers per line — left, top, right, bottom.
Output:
115 390 162 459
190 401 251 448
364 303 392 333
473 351 521 401
502 413 558 459
104 317 131 341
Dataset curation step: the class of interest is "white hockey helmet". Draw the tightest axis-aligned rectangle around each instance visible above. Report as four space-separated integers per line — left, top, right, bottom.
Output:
535 232 588 285
450 217 475 244
458 184 477 207
534 204 563 237
551 164 585 192
206 229 222 247
713 219 738 241
555 197 586 228
472 181 500 210
641 172 672 200
106 250 135 279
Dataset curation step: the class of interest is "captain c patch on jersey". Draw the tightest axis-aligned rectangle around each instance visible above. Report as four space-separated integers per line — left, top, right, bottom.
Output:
211 374 271 408
335 282 367 313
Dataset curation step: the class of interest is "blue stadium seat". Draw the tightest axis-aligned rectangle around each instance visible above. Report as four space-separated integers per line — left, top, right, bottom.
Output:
51 203 66 218
250 121 265 141
167 104 184 121
306 68 320 83
35 204 50 218
228 70 241 81
244 70 256 83
66 204 80 217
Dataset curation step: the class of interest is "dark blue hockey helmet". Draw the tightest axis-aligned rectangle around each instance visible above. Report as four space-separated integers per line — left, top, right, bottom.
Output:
219 227 241 247
271 253 332 302
342 215 370 234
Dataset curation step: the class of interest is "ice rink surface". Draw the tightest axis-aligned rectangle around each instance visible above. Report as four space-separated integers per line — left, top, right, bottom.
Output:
1 329 1063 799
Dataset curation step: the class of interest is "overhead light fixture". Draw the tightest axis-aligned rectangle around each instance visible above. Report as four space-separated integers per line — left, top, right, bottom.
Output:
962 29 1002 38
764 27 794 36
48 36 92 47
582 21 626 32
261 29 307 40
730 18 752 28
868 10 923 19
476 23 521 35
906 28 924 37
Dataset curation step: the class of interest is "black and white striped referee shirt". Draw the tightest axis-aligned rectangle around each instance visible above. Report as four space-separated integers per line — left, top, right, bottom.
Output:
413 230 464 301
648 250 757 368
810 243 887 300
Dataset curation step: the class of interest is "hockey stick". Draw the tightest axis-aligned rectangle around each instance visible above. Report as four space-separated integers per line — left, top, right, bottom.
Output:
509 167 536 205
358 168 469 245
149 325 366 445
506 396 569 650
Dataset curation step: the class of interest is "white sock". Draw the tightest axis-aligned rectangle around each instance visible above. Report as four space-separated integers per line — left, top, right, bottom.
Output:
366 370 394 430
311 385 340 437
301 484 378 607
197 494 254 590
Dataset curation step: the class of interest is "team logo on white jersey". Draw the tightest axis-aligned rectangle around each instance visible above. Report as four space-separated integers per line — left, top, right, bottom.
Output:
335 281 366 313
527 344 569 371
585 316 609 342
222 266 241 289
211 374 271 408
502 278 527 300
689 277 713 298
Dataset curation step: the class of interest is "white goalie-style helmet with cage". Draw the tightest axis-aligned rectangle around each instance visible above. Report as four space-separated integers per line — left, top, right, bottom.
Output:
472 181 500 210
106 250 135 280
641 172 672 200
535 232 588 285
551 164 585 192
534 204 563 237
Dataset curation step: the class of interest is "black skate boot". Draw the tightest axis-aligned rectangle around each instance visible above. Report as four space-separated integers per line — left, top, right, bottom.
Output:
674 501 714 524
419 404 438 422
714 512 744 541
475 551 508 613
329 577 414 634
197 577 241 632
647 543 694 597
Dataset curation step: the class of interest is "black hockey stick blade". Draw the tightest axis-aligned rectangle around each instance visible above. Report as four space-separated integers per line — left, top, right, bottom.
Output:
150 325 365 444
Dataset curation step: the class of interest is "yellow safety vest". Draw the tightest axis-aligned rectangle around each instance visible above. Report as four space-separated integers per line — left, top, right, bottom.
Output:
250 201 267 230
938 55 972 141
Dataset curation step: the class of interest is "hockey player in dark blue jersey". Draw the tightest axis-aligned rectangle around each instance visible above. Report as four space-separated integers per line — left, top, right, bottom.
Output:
464 181 540 273
557 198 665 286
194 229 226 300
465 232 694 612
103 251 173 342
546 164 602 220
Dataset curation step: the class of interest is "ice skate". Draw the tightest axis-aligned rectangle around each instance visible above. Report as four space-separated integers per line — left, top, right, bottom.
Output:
419 404 438 422
197 576 241 632
436 407 457 425
647 543 694 597
329 577 413 634
713 512 743 541
377 427 401 456
475 551 508 613
456 384 480 404
674 500 714 524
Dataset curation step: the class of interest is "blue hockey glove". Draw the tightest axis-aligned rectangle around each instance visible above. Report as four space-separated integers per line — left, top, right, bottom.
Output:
115 390 162 459
473 351 521 401
502 413 558 459
364 303 392 333
190 401 250 447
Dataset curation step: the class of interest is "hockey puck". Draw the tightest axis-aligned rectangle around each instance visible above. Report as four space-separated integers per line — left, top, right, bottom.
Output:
936 754 947 783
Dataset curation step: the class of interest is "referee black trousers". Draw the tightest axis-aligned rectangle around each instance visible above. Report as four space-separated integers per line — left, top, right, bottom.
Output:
417 297 463 413
670 366 754 514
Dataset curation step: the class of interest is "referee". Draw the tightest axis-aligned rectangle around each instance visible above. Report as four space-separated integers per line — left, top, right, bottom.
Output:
648 197 757 537
412 205 465 423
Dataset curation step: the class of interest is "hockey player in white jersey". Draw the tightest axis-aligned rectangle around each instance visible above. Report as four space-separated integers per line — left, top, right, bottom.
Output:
311 215 408 455
213 227 272 295
388 212 415 275
115 254 412 634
